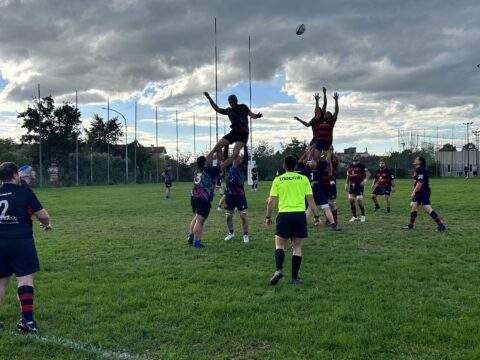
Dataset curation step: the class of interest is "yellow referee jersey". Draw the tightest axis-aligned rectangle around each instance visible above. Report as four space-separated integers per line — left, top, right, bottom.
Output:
269 172 312 212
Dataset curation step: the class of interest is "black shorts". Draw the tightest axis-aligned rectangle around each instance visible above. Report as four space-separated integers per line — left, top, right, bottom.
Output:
372 186 391 196
315 140 332 151
165 181 172 188
349 183 364 196
0 238 40 278
224 131 249 145
225 194 248 211
413 188 431 205
313 188 328 207
276 212 308 239
191 197 212 219
323 183 337 200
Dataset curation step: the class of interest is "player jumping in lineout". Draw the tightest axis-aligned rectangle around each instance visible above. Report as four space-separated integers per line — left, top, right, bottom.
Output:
371 159 395 213
405 156 446 231
203 92 262 169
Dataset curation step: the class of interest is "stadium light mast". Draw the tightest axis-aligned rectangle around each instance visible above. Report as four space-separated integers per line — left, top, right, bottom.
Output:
75 89 79 186
103 107 128 184
473 129 480 176
156 106 159 183
462 121 473 177
176 110 179 181
107 97 110 185
193 113 196 157
215 18 218 144
249 35 253 158
134 101 137 184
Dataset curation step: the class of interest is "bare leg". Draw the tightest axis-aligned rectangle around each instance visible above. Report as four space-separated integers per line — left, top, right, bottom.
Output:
240 211 248 233
193 215 206 240
226 210 234 232
222 142 245 169
208 138 230 161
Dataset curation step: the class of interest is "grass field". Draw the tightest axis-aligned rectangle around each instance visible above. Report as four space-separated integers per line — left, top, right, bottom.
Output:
0 178 479 359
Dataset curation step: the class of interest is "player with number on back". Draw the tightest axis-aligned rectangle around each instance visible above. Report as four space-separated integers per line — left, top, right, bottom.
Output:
371 159 395 213
345 153 371 223
203 92 262 171
161 165 173 200
0 162 52 334
188 154 224 248
404 156 446 231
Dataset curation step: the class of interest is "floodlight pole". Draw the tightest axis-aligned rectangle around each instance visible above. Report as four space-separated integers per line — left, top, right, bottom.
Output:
193 113 196 157
37 84 43 188
134 101 137 183
107 97 110 185
75 89 79 186
473 130 480 176
176 110 179 181
215 18 218 144
249 35 253 158
156 106 159 183
463 122 473 177
104 107 128 184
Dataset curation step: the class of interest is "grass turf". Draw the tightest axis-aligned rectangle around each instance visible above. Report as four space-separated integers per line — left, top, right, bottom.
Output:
0 178 479 359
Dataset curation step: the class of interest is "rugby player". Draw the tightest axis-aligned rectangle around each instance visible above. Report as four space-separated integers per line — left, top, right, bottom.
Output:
345 153 371 223
223 146 250 243
0 162 52 333
405 156 446 231
251 167 258 192
371 159 395 213
161 165 173 200
311 91 339 161
265 156 321 285
18 165 36 189
325 149 340 224
306 156 341 231
203 92 262 169
188 154 224 248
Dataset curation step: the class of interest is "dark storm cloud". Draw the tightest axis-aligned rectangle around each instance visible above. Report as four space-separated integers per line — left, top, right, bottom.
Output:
0 0 479 108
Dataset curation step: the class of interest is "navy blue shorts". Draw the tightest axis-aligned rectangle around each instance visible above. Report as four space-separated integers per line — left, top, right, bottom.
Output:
372 186 391 196
313 187 328 207
191 197 212 219
413 189 431 205
315 140 332 151
225 194 248 211
0 238 40 278
165 181 172 188
323 183 337 200
349 183 364 196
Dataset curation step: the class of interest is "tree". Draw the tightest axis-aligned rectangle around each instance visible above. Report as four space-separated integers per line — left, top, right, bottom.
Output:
85 114 123 152
253 140 274 159
439 144 456 152
280 137 308 156
462 143 477 151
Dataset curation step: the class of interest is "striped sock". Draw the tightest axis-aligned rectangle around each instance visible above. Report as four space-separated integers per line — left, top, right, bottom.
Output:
18 286 34 322
430 211 443 225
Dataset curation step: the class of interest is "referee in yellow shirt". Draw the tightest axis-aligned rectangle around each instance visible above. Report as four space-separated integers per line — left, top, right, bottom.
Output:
265 155 321 285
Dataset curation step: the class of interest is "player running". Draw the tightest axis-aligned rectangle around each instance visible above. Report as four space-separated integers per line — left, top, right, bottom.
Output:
188 154 224 248
266 156 321 285
161 165 173 200
18 165 36 188
345 153 371 223
405 157 446 231
0 162 52 333
223 146 250 243
203 92 262 169
371 159 395 213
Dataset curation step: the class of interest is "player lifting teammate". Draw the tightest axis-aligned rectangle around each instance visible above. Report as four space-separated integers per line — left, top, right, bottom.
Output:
204 92 262 169
0 162 52 333
371 159 395 213
311 90 339 162
346 153 371 223
223 146 250 243
405 156 446 231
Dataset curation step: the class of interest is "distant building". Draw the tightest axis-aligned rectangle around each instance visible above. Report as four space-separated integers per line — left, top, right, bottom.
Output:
337 147 370 163
437 150 479 176
148 145 167 159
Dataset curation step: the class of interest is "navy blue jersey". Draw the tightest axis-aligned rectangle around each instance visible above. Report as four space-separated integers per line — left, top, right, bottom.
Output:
224 165 247 195
309 162 328 196
191 166 222 202
219 104 250 134
163 170 173 183
413 166 430 192
0 183 43 240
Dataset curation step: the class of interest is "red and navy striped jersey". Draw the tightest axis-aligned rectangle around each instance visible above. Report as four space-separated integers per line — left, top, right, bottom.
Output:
219 104 250 134
413 166 430 192
0 183 43 240
314 115 337 143
347 162 368 184
224 165 247 195
374 168 394 187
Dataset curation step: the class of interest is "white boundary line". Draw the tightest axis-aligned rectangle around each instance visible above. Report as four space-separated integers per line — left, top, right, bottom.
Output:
8 331 156 360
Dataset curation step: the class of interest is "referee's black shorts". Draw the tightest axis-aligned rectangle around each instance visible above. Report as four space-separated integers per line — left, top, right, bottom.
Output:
275 212 308 239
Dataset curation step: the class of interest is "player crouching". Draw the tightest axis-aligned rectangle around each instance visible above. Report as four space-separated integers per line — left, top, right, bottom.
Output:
405 156 446 232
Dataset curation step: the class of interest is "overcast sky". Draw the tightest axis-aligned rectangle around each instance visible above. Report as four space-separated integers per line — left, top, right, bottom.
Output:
1 0 479 154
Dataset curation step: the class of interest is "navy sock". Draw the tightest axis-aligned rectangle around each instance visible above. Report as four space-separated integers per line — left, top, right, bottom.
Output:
410 211 418 225
229 229 234 234
291 256 302 279
275 249 285 271
17 286 34 322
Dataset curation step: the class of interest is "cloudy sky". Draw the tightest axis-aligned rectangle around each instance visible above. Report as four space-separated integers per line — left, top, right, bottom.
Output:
1 0 479 155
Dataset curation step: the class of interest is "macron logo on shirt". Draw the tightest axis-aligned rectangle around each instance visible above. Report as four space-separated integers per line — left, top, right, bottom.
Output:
280 176 303 181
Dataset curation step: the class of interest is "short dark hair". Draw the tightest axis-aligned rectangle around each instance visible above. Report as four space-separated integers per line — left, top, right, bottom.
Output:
228 94 238 103
0 162 19 182
418 156 426 167
196 156 207 169
284 156 297 171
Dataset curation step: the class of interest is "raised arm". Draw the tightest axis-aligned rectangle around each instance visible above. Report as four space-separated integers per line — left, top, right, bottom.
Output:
294 116 310 127
248 108 263 119
333 92 339 118
203 92 222 113
322 87 327 113
314 92 320 113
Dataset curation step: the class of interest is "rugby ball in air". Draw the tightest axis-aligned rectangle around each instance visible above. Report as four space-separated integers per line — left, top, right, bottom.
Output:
296 24 306 36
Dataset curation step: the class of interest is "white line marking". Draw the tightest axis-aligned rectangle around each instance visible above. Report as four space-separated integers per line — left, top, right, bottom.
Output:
9 331 156 360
